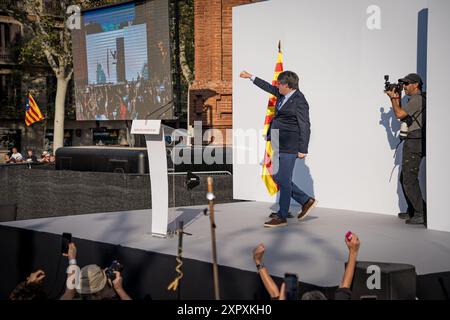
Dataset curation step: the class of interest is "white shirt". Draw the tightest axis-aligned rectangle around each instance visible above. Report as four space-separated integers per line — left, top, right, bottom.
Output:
11 152 23 161
278 90 296 110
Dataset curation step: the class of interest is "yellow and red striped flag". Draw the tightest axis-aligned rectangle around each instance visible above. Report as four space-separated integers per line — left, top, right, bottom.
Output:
25 93 44 126
261 42 283 195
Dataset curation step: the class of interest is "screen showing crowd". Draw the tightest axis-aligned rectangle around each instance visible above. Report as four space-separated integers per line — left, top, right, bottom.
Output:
72 0 173 120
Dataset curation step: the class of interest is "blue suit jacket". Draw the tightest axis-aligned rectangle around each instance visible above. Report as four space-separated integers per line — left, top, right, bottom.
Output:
254 77 311 154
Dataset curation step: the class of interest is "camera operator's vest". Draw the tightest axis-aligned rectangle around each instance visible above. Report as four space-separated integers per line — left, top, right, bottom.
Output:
399 93 426 141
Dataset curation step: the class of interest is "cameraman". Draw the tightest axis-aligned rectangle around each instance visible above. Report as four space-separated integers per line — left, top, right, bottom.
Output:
386 73 425 225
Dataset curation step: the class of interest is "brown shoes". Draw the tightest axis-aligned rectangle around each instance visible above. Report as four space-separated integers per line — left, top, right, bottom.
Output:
297 198 318 220
268 212 294 219
264 217 288 228
264 199 317 228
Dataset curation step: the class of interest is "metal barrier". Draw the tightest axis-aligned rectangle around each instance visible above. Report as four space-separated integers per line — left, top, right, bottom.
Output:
168 171 232 176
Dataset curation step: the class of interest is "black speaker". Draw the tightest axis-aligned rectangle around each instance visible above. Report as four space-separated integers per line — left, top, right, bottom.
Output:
55 147 149 174
351 261 416 300
55 146 232 174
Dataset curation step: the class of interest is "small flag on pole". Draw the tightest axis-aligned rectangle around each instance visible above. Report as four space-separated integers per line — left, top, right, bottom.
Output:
261 41 284 196
25 94 44 126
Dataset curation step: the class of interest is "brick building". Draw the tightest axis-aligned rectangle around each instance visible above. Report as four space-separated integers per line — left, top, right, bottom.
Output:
189 0 260 145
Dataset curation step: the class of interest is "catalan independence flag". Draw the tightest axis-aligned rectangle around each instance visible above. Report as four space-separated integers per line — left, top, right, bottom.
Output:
261 42 284 196
25 94 44 126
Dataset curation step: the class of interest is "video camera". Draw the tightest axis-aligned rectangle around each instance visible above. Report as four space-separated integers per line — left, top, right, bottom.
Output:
384 75 405 95
105 260 124 281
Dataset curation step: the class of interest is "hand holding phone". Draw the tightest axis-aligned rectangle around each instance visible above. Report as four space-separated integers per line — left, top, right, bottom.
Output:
61 232 72 255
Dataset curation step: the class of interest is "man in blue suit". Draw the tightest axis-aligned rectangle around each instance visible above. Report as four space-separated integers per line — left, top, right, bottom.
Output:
240 70 318 228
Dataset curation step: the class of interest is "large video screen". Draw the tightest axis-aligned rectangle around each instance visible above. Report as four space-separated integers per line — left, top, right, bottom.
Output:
72 0 173 120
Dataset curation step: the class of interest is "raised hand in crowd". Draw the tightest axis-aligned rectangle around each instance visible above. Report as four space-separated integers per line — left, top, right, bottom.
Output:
10 270 47 300
331 232 361 300
60 242 78 300
110 271 132 300
63 242 77 260
253 244 281 299
26 270 46 284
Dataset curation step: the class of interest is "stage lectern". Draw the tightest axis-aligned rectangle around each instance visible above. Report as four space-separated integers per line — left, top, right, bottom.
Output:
131 120 168 237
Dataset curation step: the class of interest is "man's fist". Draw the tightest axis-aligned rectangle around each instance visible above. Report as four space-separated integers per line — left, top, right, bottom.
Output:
240 71 253 79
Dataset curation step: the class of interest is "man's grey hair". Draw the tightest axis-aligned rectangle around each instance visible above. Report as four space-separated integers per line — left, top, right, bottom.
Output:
277 71 299 90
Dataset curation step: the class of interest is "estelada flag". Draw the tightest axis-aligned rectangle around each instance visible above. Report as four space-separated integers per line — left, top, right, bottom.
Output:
261 42 283 195
25 93 44 126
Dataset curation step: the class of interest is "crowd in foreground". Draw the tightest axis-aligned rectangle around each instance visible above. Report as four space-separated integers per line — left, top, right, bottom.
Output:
9 232 361 300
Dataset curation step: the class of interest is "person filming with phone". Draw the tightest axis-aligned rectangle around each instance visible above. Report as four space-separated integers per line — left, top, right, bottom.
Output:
60 240 132 300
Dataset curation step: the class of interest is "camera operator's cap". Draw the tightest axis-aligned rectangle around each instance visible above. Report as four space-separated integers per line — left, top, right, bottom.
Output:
77 264 107 294
399 73 423 85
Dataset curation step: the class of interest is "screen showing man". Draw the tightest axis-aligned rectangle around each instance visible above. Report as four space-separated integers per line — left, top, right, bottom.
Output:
72 0 173 121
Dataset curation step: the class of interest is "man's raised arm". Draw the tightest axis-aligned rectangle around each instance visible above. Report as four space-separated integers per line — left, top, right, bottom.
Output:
240 70 280 97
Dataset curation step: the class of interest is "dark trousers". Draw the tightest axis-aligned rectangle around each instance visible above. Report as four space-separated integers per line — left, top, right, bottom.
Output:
273 153 310 219
401 136 425 217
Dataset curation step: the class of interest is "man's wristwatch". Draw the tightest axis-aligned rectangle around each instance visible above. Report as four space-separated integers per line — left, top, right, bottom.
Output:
256 264 264 271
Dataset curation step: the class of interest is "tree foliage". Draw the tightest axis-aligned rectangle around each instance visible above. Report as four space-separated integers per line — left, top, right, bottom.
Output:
176 0 194 84
169 0 194 122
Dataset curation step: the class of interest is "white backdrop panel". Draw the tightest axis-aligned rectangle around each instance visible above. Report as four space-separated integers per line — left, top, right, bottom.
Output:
233 0 428 215
426 0 450 232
